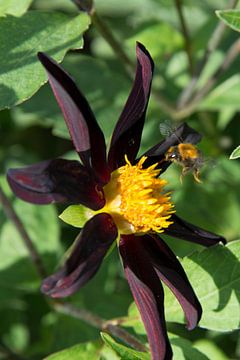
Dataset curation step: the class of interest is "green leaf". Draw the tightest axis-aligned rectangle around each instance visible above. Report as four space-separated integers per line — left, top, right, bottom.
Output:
101 333 150 360
126 22 183 61
194 339 228 360
44 341 101 360
198 75 240 112
44 339 120 360
0 11 90 110
0 0 32 16
59 205 92 228
125 241 240 332
165 241 240 331
0 179 60 290
230 145 240 159
101 333 209 360
216 9 240 32
169 334 209 360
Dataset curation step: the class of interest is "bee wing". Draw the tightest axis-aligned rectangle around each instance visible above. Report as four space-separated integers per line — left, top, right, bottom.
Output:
184 132 202 144
159 120 173 137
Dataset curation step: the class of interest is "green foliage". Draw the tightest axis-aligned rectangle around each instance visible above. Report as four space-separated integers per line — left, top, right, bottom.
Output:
0 1 240 359
0 0 32 16
44 341 102 360
216 9 240 32
126 22 183 61
230 145 240 159
59 205 91 228
0 179 60 290
194 339 228 360
44 339 120 360
102 333 211 360
101 333 150 360
0 11 90 110
12 54 130 142
125 240 240 332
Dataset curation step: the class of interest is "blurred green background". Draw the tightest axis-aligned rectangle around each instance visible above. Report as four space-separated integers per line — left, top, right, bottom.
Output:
0 0 240 359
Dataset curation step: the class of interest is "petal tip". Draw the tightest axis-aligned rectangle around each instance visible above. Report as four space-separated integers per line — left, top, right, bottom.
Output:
136 42 154 72
37 51 50 65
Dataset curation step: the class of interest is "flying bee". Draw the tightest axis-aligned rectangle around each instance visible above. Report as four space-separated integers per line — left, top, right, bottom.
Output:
164 143 204 183
159 120 204 183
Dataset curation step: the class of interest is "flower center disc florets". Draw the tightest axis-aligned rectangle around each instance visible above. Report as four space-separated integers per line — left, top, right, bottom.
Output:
102 156 175 235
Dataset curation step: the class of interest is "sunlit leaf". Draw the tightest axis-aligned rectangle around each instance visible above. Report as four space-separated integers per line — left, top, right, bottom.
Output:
194 339 228 360
101 333 150 360
102 332 209 360
59 205 91 228
216 9 240 32
169 334 209 360
230 145 240 160
44 341 101 360
125 241 240 332
0 11 90 110
198 75 240 111
0 0 32 16
126 22 183 60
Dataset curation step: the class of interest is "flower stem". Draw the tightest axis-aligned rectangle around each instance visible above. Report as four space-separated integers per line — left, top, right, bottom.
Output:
90 9 133 73
174 0 193 75
0 185 47 279
53 301 146 352
177 0 239 108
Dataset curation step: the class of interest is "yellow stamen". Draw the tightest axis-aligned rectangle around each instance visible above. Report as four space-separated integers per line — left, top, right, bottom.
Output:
98 156 175 235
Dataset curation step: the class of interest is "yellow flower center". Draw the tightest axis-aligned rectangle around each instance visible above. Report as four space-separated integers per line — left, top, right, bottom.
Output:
99 156 175 235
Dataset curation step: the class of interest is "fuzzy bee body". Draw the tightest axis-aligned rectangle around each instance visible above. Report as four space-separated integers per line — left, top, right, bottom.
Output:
164 142 204 183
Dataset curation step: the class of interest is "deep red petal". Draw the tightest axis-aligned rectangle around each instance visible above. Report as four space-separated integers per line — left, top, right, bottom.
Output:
141 123 202 171
41 213 117 298
142 234 202 330
166 214 226 247
38 52 110 184
108 43 154 170
7 159 105 210
119 235 172 360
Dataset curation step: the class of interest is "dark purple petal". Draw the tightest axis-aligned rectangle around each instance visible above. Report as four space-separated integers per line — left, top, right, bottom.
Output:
38 52 110 184
41 213 117 298
141 234 202 330
7 159 105 210
119 235 172 360
141 123 202 171
108 42 154 170
165 214 226 247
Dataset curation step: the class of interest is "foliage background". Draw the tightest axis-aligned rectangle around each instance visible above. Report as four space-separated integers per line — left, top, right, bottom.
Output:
0 0 240 359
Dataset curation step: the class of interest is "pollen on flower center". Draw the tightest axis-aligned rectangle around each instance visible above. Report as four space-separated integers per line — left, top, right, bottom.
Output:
102 156 175 235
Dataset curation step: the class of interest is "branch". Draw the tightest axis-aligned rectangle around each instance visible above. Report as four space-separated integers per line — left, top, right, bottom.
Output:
90 9 134 74
177 0 239 108
174 0 193 74
190 38 240 104
172 38 240 119
0 186 47 279
53 301 147 352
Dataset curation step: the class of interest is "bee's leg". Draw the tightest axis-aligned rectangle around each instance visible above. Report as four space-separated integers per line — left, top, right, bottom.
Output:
193 168 202 183
180 167 190 184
